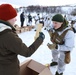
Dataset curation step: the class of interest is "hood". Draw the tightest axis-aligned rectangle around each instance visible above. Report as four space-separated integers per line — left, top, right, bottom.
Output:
0 23 11 32
0 20 16 32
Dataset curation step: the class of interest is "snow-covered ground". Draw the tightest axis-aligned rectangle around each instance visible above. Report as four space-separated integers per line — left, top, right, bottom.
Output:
16 12 76 75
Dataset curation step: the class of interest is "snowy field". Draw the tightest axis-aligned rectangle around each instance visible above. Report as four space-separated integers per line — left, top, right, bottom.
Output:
16 12 76 75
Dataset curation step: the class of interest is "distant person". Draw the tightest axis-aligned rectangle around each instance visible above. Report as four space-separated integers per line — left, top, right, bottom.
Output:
20 12 25 27
27 13 32 26
70 20 76 33
0 4 45 75
47 14 74 75
64 15 67 19
34 13 40 31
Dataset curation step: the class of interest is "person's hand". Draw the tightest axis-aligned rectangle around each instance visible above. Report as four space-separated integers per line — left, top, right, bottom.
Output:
47 43 58 50
39 32 45 40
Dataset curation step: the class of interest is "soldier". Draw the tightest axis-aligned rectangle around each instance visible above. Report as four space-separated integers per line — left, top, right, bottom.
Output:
34 13 40 31
27 13 32 26
47 14 74 75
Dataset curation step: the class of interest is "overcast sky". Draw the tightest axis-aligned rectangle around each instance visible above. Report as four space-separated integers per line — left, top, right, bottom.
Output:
0 0 76 7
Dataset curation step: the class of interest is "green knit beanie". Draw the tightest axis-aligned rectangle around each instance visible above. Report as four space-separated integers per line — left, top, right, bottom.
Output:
52 14 64 22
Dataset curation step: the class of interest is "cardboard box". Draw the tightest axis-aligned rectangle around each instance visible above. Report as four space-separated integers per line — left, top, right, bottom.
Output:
20 59 52 75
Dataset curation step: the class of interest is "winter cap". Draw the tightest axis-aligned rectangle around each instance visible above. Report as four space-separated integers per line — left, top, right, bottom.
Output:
0 4 17 21
52 14 64 22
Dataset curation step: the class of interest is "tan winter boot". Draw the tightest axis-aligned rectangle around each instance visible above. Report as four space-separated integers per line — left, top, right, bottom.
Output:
64 51 71 64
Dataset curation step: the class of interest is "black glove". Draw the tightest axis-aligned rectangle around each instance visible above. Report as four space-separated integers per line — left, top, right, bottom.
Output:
39 32 45 40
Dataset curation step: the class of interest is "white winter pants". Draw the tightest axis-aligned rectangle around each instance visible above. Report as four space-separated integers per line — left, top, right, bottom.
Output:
51 50 66 74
